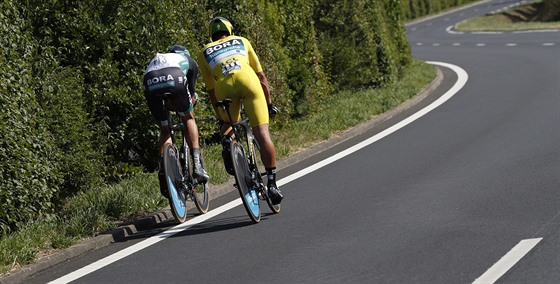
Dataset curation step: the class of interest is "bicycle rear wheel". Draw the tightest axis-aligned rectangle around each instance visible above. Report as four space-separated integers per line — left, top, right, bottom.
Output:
230 141 261 223
163 144 188 223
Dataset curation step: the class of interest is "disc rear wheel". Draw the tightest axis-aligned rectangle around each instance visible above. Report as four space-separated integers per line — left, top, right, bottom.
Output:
163 144 188 223
231 141 261 223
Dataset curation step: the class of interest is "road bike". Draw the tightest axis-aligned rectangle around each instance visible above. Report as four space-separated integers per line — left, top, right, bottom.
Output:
158 93 209 223
216 99 280 223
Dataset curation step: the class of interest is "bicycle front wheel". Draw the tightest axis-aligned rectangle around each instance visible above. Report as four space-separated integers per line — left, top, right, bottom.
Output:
181 137 209 214
231 141 261 223
191 176 209 214
250 140 280 214
163 144 188 223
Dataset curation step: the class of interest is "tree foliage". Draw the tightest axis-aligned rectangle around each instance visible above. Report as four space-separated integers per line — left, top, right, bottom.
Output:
537 0 560 21
1 0 473 231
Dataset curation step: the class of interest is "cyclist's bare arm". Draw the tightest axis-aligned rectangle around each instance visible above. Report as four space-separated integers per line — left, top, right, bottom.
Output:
208 89 234 137
208 88 222 120
256 71 271 105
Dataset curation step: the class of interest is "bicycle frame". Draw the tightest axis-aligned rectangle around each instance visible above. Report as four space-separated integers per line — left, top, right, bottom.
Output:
217 100 260 163
156 92 209 222
216 99 280 223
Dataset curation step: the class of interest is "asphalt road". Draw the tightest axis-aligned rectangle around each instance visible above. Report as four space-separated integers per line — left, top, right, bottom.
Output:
15 1 560 283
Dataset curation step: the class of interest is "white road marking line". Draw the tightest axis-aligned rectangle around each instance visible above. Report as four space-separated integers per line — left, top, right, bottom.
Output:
473 238 543 284
506 43 517 47
49 61 468 283
543 43 555 46
446 25 464 34
514 29 560 33
477 43 486 47
472 31 503 34
278 61 468 187
48 200 242 284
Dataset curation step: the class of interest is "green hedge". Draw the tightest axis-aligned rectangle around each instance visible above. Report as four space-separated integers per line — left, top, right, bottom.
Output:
1 0 457 231
538 0 560 21
1 2 59 232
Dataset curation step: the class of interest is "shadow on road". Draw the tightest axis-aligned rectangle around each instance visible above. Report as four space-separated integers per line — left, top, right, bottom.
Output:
113 212 276 242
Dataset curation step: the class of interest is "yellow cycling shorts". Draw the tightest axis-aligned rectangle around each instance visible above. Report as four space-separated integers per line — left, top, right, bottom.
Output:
215 70 269 126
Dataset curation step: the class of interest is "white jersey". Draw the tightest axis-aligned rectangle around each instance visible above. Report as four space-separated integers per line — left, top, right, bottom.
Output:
144 53 190 75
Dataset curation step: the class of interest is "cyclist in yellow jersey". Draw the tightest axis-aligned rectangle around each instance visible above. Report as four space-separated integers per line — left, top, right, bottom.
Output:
198 17 283 204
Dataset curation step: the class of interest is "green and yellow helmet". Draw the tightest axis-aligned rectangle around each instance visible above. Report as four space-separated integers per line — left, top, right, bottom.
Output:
209 17 233 41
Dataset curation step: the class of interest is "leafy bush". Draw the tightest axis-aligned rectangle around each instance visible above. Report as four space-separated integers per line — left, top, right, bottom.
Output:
537 0 560 21
314 0 410 89
36 64 105 197
2 0 428 231
400 0 480 20
0 1 60 232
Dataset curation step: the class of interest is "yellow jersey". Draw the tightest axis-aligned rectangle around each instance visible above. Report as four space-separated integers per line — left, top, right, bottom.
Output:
198 35 269 126
198 35 263 90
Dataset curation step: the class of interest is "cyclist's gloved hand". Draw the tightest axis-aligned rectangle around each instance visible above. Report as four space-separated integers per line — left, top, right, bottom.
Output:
268 104 279 119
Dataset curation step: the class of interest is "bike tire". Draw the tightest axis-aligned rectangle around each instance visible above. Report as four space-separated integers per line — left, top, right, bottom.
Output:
250 140 281 214
264 185 281 214
230 140 261 223
163 144 188 223
181 136 209 214
189 165 210 214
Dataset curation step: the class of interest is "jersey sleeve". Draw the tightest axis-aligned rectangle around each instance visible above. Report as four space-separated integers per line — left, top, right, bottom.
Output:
245 38 263 73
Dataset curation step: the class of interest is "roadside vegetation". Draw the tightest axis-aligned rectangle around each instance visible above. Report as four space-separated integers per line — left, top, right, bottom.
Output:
0 59 436 275
0 0 496 277
456 0 560 31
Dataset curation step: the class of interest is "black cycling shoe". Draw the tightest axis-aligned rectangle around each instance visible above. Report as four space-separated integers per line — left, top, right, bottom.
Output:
221 150 235 175
193 165 210 183
192 148 210 183
267 183 283 205
221 137 235 175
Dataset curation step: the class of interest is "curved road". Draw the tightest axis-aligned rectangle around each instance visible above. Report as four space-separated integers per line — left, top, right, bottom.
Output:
23 1 559 283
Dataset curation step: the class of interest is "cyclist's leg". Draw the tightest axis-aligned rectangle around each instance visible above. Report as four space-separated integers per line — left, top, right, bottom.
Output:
156 124 172 197
143 88 172 197
252 124 283 204
252 124 276 168
239 72 275 168
240 73 283 204
182 55 202 152
177 110 209 183
181 112 209 182
180 110 198 149
170 74 209 182
216 76 241 175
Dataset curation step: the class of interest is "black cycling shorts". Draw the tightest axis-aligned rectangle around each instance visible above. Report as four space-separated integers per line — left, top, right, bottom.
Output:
143 67 193 122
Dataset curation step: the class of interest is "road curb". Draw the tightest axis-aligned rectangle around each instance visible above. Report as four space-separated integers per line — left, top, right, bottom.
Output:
0 66 444 284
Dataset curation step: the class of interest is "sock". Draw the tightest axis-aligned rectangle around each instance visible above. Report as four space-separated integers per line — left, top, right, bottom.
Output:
265 167 276 184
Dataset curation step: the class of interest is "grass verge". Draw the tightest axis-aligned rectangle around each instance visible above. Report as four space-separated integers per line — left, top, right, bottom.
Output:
456 0 560 31
0 59 436 275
